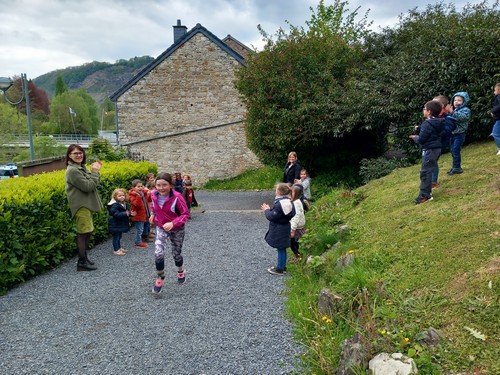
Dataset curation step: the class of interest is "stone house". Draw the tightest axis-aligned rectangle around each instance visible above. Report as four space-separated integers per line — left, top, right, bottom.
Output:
110 20 262 186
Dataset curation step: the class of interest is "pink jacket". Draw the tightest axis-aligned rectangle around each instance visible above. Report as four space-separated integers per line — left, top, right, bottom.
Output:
150 189 190 230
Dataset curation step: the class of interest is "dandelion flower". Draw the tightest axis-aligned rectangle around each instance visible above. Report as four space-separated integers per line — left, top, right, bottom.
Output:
380 329 387 335
348 250 355 254
404 337 410 342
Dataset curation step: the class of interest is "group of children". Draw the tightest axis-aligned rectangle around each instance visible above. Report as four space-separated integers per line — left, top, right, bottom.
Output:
409 83 500 204
409 91 471 204
262 153 312 275
106 172 192 296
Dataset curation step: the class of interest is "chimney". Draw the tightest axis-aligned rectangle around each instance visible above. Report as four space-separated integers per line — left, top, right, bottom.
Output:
173 19 187 43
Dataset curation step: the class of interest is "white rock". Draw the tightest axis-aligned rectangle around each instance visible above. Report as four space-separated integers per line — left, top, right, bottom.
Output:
369 352 418 375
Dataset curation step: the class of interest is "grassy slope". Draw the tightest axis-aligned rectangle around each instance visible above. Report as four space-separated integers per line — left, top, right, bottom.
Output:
287 141 499 374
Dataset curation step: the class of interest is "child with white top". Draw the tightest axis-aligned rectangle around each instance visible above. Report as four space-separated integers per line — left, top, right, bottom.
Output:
289 185 306 263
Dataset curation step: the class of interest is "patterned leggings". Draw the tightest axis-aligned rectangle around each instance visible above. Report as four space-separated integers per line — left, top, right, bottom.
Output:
154 226 185 272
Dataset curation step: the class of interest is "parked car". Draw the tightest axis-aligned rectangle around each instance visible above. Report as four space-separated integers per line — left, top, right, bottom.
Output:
0 164 19 180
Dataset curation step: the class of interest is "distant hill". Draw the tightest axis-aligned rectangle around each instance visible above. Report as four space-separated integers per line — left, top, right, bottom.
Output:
33 56 155 104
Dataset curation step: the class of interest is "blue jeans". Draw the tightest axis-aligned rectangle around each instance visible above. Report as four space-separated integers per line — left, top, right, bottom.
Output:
423 150 440 184
420 149 441 199
491 120 500 149
134 221 144 244
142 221 150 239
112 232 122 251
450 133 465 170
277 247 287 271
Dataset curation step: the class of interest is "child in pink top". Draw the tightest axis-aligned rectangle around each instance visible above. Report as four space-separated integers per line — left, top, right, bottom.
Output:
149 172 190 296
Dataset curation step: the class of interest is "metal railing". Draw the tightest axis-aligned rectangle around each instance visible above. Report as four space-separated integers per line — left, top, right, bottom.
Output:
4 133 117 146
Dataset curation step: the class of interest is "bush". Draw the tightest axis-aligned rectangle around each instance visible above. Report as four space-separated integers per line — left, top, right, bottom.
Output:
0 160 156 294
359 156 412 184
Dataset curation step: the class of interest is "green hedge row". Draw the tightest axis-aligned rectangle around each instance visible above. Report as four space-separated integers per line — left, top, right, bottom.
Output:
0 160 157 294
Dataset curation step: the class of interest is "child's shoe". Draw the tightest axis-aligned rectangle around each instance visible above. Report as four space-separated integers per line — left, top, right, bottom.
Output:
415 196 433 205
135 242 148 248
177 269 186 284
112 249 126 256
267 266 286 275
152 277 164 296
289 254 302 264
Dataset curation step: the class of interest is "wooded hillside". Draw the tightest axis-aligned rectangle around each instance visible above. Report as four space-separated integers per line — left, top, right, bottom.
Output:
33 56 154 104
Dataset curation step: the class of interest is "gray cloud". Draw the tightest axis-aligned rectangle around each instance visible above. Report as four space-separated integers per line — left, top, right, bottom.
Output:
0 0 487 78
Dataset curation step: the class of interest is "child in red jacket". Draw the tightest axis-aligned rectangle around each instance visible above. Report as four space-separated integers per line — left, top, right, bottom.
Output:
149 172 190 296
129 179 151 248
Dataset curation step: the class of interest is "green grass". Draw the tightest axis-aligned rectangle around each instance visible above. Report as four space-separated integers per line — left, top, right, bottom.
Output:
287 141 499 374
202 165 283 190
207 141 500 374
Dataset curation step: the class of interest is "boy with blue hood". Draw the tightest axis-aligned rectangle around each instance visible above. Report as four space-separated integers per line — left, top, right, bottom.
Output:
448 91 471 175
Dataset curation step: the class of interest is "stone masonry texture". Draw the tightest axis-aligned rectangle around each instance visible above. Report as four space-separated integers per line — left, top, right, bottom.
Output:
116 32 262 186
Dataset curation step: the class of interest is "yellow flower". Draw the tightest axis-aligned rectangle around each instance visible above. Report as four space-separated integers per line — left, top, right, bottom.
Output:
404 337 410 342
321 315 332 323
400 330 404 333
348 250 355 254
380 329 387 335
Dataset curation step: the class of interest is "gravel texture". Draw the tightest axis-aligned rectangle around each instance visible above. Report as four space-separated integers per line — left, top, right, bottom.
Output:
0 191 303 375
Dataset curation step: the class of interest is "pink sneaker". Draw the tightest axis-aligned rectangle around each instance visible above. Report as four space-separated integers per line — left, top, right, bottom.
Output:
177 270 186 284
135 242 148 248
152 277 164 295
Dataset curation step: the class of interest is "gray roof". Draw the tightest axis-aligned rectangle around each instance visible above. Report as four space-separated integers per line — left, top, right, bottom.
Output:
109 23 247 102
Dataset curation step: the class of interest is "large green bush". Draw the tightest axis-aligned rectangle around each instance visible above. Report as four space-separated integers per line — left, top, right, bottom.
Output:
363 1 500 161
0 160 156 294
236 0 386 174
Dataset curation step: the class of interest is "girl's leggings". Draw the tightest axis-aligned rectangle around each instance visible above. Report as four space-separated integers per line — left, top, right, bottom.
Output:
154 226 185 273
290 237 301 257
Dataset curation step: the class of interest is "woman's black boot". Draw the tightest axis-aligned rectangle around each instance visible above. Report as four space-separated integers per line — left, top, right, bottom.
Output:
77 258 97 271
85 251 95 266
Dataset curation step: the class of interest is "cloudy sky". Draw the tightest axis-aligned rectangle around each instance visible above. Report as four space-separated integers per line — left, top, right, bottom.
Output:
0 0 491 79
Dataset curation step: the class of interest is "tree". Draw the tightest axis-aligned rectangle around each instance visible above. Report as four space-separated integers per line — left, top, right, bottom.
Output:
55 75 67 96
49 90 99 134
86 138 126 162
236 0 384 174
99 97 115 131
364 0 500 160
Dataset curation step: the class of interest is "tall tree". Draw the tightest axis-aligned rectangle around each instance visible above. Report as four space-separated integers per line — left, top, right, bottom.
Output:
49 90 99 134
363 0 500 160
54 75 67 96
236 0 384 173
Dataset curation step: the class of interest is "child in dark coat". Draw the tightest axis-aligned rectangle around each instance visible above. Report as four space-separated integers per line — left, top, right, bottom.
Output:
409 100 446 204
107 188 131 256
261 183 295 275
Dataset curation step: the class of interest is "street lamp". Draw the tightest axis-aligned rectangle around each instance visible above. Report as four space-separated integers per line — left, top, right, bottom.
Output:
0 73 35 160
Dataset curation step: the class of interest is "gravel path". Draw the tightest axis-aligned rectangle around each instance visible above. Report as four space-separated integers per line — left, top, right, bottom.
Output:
0 191 302 375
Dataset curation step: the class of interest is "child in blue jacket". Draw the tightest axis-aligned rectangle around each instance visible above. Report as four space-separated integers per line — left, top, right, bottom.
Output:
448 91 471 175
107 188 130 256
261 183 295 275
490 83 500 155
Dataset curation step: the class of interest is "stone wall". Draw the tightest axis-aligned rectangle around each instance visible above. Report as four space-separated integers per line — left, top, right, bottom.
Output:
116 32 261 185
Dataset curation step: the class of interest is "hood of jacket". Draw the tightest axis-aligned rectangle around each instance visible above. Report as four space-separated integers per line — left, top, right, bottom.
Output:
452 91 470 109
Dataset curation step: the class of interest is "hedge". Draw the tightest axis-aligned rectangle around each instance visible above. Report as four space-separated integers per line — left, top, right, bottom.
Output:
0 160 157 294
